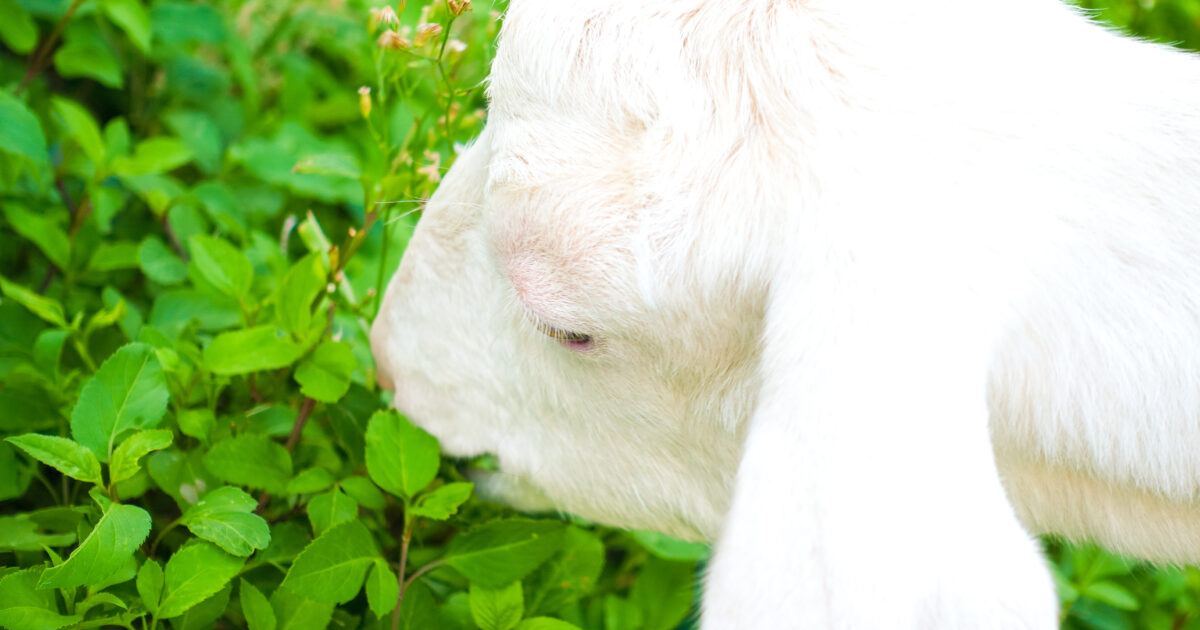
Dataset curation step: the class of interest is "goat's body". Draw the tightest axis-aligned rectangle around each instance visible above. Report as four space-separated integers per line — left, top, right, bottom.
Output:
373 0 1200 625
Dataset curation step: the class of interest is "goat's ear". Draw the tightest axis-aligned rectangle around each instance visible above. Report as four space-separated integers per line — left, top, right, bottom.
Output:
700 252 1058 628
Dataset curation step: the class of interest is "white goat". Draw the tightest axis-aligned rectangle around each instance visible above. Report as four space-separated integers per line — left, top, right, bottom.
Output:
371 1 1200 627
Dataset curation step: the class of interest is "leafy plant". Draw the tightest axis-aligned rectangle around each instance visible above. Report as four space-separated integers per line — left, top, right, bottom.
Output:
1 0 1199 629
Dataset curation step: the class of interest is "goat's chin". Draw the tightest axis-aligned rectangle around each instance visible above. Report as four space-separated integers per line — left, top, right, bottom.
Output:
468 469 558 513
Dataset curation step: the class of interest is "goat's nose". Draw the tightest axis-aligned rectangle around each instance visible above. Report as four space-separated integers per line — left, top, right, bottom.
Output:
369 319 396 391
376 363 395 391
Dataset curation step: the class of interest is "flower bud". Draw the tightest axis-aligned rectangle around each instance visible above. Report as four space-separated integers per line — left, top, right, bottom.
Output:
378 29 411 50
414 22 442 47
377 5 400 28
448 0 470 16
357 86 372 118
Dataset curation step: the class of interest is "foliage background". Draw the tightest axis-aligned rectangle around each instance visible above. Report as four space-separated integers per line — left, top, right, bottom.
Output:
0 0 1198 629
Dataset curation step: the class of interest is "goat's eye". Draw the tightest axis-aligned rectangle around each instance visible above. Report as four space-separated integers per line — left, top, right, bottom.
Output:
533 319 592 348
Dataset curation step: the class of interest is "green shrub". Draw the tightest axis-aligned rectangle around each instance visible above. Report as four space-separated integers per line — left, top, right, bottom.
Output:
0 1 1199 629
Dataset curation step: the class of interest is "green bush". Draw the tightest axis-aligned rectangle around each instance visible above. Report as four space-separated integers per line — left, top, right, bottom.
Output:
0 1 1198 629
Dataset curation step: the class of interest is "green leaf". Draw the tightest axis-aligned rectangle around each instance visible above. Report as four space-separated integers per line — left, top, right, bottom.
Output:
137 559 164 616
176 408 215 442
6 434 102 485
4 204 70 270
70 342 170 461
102 0 151 53
0 91 47 164
0 0 36 54
139 237 189 285
0 608 81 630
527 527 604 616
365 559 398 619
294 341 356 403
632 530 710 562
39 503 152 589
410 482 473 520
443 520 566 589
515 620 582 630
276 253 325 336
202 434 292 494
53 24 123 88
240 579 276 630
171 581 231 630
629 557 696 630
52 97 105 165
0 516 75 552
286 468 334 495
204 326 304 375
187 234 252 298
279 519 378 603
109 429 173 483
340 476 385 511
111 137 192 176
181 486 271 556
306 487 357 536
365 410 439 499
74 592 127 617
166 111 223 175
158 541 245 619
0 275 66 327
1082 581 1140 611
292 153 362 179
270 588 334 630
469 581 524 630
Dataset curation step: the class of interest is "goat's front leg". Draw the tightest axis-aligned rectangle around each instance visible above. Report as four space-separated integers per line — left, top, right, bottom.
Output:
702 273 1058 629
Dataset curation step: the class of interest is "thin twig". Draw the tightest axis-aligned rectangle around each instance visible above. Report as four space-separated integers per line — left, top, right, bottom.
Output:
255 397 317 512
17 0 88 94
391 522 412 630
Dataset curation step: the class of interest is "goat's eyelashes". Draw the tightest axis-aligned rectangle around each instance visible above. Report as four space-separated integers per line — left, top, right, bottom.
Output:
532 319 592 346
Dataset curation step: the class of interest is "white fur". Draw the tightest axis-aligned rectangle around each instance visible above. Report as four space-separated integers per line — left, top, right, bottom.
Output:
370 1 1200 627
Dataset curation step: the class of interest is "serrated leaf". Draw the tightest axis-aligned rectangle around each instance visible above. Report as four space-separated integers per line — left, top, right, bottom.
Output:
74 592 127 617
188 234 252 298
52 97 105 165
365 410 439 499
176 408 214 442
202 435 292 494
410 482 473 520
294 341 355 403
6 434 102 485
365 559 398 619
276 252 325 337
158 542 245 618
0 275 66 327
306 487 357 536
171 581 231 630
270 587 334 630
240 579 276 630
443 520 566 589
469 581 524 630
0 91 47 164
39 503 152 589
181 486 271 556
204 326 304 375
137 559 163 616
279 519 377 603
0 608 81 630
70 342 170 461
109 429 173 483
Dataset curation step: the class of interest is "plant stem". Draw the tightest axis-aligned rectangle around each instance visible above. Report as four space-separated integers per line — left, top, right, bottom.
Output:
391 515 413 630
16 0 88 94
